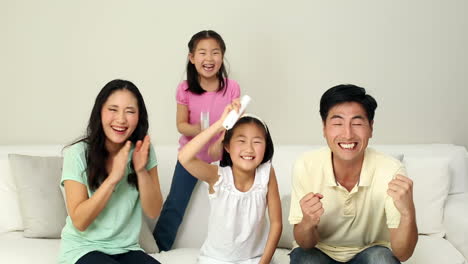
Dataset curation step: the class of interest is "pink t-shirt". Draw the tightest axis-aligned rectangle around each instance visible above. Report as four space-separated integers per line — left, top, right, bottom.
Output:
176 79 241 163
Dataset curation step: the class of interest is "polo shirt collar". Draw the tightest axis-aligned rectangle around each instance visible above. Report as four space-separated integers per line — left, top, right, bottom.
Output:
323 147 376 187
359 148 375 186
323 148 337 186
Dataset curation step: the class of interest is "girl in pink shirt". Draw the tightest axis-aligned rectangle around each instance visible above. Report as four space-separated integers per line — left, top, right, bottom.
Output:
153 30 240 251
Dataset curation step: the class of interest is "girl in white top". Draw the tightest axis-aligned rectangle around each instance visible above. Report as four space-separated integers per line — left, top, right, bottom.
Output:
178 103 282 264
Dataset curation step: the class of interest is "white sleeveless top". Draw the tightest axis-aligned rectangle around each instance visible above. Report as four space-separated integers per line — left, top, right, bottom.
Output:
198 162 271 264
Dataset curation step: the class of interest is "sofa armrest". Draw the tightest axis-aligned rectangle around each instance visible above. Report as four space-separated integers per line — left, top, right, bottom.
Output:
444 192 468 260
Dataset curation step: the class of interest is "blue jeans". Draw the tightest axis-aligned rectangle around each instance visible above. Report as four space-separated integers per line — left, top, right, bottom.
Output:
76 250 160 264
153 161 198 251
290 246 401 264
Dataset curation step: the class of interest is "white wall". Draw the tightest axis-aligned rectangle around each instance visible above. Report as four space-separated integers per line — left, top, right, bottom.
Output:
1 0 467 148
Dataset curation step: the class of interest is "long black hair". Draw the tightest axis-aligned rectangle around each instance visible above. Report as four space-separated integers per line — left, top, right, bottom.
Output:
69 79 149 191
186 30 229 94
220 116 274 167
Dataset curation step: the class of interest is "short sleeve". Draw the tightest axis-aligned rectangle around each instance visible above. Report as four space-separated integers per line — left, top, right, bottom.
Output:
208 166 228 198
145 143 158 170
176 82 189 105
288 158 306 225
386 165 407 228
61 143 87 186
385 196 401 228
395 165 407 177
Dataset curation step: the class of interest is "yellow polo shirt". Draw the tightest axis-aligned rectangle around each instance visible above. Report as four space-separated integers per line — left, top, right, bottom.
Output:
288 147 406 262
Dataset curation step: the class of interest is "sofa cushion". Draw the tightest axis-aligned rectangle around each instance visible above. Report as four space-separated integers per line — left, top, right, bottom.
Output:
0 145 64 233
373 144 468 194
150 247 290 263
403 235 466 264
171 182 210 249
444 193 468 261
9 154 67 238
0 158 23 233
151 248 199 263
446 147 468 194
140 216 159 253
404 157 450 237
272 248 290 264
278 194 294 249
0 231 60 264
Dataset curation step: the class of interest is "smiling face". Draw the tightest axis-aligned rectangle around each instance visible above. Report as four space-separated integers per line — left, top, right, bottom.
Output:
225 123 266 173
323 101 373 164
101 89 139 151
189 38 223 84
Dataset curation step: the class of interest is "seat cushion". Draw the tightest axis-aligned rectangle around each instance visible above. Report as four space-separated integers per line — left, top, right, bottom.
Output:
403 235 466 264
0 231 61 264
151 248 199 263
272 248 290 263
404 157 451 237
151 248 291 264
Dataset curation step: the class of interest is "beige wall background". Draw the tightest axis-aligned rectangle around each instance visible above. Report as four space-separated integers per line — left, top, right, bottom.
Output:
1 0 467 148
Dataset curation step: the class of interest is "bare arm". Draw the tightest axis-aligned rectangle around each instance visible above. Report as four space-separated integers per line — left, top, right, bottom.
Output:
388 175 418 261
176 103 201 137
207 130 225 161
178 116 226 187
178 103 240 188
64 142 132 231
389 215 418 261
293 193 324 249
137 167 163 219
294 223 320 249
64 179 115 231
259 167 282 264
132 136 163 219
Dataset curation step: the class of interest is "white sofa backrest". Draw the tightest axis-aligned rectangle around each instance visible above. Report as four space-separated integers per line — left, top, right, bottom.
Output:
0 145 64 157
1 144 467 249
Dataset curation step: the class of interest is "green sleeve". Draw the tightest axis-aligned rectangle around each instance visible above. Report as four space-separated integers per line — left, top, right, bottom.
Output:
145 143 158 170
61 142 87 186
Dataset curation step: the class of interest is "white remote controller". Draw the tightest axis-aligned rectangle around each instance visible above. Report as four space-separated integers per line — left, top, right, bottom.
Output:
222 95 251 130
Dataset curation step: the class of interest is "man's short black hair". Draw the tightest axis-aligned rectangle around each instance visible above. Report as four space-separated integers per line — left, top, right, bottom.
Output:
320 84 378 123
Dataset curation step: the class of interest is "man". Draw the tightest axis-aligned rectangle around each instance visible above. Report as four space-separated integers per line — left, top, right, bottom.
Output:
289 84 418 264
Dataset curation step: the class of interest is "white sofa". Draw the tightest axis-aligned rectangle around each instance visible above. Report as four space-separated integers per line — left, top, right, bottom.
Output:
1 144 467 264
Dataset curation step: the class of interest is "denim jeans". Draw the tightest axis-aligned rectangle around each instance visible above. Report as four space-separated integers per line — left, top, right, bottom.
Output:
76 250 161 264
290 245 401 264
153 161 198 251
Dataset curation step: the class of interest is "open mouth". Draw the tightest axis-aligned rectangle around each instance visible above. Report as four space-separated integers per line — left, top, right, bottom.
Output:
202 64 215 71
112 126 128 134
241 155 255 160
338 142 357 150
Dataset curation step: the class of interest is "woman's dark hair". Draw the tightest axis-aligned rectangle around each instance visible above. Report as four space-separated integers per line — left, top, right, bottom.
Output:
319 84 378 123
220 116 274 167
68 79 149 191
186 30 228 95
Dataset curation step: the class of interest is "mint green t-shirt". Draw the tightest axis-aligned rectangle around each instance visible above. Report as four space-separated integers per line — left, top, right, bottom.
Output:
58 141 158 264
